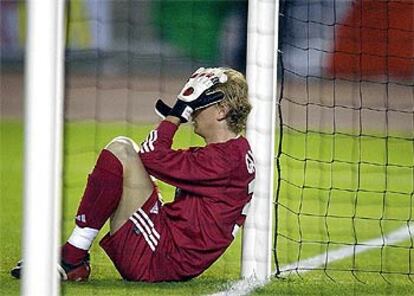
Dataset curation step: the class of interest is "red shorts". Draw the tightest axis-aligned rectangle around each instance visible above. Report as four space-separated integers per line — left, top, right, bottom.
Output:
100 189 177 282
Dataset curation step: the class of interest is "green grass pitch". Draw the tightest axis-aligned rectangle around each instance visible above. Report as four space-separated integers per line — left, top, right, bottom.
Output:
1 120 413 295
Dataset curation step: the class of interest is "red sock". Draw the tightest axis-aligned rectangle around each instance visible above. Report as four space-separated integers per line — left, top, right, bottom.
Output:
62 149 123 264
74 149 123 230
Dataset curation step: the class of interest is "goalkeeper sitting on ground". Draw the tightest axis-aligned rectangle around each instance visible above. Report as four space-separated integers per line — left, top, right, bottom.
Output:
12 67 255 282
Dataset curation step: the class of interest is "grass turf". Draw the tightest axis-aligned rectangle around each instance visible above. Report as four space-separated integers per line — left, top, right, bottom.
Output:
1 120 413 295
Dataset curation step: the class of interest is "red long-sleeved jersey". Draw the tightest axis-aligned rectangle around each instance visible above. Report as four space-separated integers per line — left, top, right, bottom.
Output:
139 120 256 280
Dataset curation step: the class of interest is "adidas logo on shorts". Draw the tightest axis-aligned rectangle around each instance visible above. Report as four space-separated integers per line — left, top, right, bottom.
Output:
75 214 86 223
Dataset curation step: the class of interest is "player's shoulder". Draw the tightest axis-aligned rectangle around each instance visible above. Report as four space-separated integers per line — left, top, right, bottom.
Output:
228 135 252 153
210 136 252 161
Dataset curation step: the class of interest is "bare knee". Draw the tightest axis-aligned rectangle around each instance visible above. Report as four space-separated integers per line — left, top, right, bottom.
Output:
105 136 139 165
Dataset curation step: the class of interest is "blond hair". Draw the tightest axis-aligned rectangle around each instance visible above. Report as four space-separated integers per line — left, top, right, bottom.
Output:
213 68 251 134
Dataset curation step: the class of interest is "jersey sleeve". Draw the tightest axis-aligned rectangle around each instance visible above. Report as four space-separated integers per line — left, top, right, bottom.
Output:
139 121 235 196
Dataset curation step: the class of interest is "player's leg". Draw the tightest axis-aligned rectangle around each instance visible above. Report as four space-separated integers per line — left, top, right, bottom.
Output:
61 142 124 267
11 136 154 280
105 136 154 234
12 139 125 280
60 136 152 278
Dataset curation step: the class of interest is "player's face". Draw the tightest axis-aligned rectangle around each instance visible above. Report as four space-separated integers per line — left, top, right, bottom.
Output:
191 105 219 137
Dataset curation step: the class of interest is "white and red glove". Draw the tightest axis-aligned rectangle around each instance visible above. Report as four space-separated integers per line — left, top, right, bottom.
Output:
155 67 228 122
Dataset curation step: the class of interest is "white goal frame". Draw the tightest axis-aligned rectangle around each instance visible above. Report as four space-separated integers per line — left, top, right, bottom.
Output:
22 0 65 295
242 0 279 280
21 1 278 292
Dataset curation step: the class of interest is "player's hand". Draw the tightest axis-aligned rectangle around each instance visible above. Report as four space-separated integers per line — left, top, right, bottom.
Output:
154 90 224 120
167 67 228 122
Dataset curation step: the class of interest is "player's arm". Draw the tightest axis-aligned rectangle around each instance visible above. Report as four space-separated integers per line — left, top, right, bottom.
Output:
139 121 235 195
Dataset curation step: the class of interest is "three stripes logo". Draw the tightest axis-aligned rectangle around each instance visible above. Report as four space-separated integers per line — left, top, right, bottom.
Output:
129 209 160 252
245 150 255 174
140 130 158 154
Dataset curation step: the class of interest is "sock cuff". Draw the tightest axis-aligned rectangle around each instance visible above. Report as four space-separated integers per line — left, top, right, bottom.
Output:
96 149 123 177
67 226 99 251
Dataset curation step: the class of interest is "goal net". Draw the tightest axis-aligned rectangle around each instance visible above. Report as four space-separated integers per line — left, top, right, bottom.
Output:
274 0 413 281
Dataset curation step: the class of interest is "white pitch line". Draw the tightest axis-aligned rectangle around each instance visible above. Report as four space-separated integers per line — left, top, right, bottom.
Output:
279 223 413 275
208 223 413 296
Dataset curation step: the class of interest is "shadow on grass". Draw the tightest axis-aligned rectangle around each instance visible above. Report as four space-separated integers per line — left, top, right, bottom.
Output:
1 272 232 296
62 277 231 296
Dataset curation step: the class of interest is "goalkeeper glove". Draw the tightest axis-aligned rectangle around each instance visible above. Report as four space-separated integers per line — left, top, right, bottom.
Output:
155 67 228 122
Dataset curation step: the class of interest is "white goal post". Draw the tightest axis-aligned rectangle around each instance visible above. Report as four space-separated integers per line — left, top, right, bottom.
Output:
242 0 279 280
22 0 65 295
